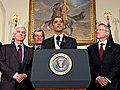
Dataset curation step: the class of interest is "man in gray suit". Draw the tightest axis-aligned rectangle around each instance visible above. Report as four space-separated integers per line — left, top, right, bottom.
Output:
0 25 35 90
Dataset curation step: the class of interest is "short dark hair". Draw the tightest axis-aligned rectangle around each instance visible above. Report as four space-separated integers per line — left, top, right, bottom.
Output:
33 29 45 39
51 16 64 25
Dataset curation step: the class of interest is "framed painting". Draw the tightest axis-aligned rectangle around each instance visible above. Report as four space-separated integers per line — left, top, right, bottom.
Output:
29 0 96 46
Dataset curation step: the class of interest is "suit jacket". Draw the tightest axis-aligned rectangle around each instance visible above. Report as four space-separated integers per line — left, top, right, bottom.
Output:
32 45 41 50
0 42 2 47
32 46 35 50
87 41 120 90
41 35 77 49
0 43 35 90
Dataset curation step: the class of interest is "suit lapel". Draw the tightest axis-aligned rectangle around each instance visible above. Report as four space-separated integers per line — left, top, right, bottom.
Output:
60 35 67 49
11 43 21 64
93 41 113 62
51 36 55 49
102 41 112 61
22 45 28 65
93 42 101 62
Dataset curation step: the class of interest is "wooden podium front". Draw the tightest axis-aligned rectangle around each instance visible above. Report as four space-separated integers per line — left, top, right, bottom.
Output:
35 88 86 90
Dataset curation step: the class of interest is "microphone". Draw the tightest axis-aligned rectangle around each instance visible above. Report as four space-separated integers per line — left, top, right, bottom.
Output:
60 37 66 49
62 37 66 43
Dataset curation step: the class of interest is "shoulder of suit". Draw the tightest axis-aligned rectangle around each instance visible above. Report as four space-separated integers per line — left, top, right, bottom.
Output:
1 44 12 47
31 46 34 50
65 36 76 41
24 45 34 53
43 36 53 42
88 42 98 49
109 42 120 47
24 44 33 49
0 44 14 50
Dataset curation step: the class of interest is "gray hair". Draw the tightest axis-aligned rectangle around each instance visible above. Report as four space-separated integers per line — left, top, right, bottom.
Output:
98 23 110 32
13 25 26 33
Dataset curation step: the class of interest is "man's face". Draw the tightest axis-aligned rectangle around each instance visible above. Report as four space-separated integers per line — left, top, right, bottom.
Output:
96 25 109 40
63 1 67 5
13 27 26 42
33 31 44 45
52 17 65 33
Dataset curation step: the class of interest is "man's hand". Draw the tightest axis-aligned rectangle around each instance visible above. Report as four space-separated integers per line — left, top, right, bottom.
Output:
97 76 108 86
16 74 26 83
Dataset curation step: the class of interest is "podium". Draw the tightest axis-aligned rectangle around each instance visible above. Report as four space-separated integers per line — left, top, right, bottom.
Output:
31 49 91 90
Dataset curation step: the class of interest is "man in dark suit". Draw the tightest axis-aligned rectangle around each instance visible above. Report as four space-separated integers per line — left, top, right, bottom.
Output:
0 25 35 90
32 28 45 50
87 23 120 90
41 16 77 49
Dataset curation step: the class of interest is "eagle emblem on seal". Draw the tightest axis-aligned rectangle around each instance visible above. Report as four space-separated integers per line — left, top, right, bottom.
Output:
49 53 72 75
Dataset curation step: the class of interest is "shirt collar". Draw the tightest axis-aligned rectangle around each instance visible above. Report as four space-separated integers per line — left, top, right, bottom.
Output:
34 45 41 50
54 33 64 41
98 40 107 50
14 42 24 48
99 40 107 46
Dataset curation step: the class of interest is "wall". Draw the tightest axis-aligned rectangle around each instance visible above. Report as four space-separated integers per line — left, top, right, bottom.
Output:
0 0 120 47
96 0 120 44
0 0 29 45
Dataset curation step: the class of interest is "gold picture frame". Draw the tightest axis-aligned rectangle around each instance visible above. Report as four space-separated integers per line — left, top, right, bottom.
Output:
28 0 96 46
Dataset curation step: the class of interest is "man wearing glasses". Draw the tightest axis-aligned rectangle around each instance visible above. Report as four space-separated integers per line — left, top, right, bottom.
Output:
33 29 45 50
87 23 120 90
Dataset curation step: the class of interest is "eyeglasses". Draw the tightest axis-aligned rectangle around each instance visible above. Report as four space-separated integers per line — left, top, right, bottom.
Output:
96 29 106 32
34 35 43 37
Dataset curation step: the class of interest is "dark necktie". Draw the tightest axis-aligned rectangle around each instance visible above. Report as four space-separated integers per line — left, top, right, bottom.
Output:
18 45 22 63
56 36 60 46
100 43 104 60
36 47 40 50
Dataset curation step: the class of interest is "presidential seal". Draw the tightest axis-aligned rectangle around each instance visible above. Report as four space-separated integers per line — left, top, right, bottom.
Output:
49 53 72 75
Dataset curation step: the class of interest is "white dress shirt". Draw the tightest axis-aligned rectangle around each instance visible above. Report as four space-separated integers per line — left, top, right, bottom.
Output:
96 40 111 83
54 33 64 49
98 40 107 51
13 42 27 79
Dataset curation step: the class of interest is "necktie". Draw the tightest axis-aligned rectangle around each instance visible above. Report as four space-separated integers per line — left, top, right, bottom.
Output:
36 47 40 50
18 45 22 63
56 36 60 46
100 43 104 60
